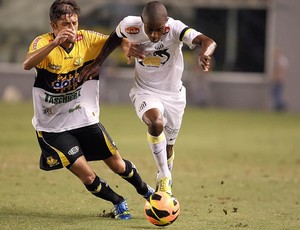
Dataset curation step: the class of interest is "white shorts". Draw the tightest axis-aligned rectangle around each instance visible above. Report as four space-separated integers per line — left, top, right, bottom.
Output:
129 86 186 145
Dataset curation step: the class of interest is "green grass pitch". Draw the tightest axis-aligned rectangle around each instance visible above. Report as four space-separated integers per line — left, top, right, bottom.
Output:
0 101 299 229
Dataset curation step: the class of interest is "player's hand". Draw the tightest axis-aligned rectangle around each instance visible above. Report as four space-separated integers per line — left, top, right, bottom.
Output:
198 55 211 72
125 43 145 64
52 29 76 46
79 62 100 82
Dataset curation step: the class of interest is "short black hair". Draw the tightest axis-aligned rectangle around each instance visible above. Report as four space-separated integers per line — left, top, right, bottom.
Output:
142 1 167 22
49 0 80 23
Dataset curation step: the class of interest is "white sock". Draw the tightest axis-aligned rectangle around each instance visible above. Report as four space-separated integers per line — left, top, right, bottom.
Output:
147 132 171 179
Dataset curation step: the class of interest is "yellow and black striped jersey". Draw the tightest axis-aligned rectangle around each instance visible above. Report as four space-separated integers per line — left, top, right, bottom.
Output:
28 30 108 132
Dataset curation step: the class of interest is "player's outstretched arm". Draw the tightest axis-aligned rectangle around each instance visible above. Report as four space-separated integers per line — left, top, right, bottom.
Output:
192 34 217 72
79 30 123 82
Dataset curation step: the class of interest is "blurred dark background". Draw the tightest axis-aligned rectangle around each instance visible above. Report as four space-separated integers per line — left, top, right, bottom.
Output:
0 0 299 111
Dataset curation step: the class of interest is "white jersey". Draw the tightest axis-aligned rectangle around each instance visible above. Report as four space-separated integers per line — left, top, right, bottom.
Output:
116 16 201 94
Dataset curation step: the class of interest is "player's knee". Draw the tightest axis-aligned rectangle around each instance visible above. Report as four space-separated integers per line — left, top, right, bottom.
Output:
143 111 163 129
151 117 163 128
146 118 164 135
112 160 126 174
104 153 126 174
75 172 95 185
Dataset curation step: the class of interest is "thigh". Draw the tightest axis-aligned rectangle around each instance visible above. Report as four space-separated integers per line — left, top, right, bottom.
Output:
130 89 165 121
37 131 83 170
74 123 118 161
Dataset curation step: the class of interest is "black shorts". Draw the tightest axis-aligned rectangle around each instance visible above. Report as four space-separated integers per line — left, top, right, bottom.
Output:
36 123 118 171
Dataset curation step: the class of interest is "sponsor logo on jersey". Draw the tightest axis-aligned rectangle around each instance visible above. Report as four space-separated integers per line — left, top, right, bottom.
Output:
125 27 140 34
52 72 80 92
164 26 170 34
46 156 59 167
142 56 161 67
43 106 53 115
68 146 79 155
44 88 81 104
76 34 83 42
86 30 107 38
69 104 81 113
48 63 62 70
140 49 170 67
32 37 42 50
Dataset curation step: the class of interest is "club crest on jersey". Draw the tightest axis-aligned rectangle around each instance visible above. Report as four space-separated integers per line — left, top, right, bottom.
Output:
155 41 164 50
125 27 140 34
74 57 83 66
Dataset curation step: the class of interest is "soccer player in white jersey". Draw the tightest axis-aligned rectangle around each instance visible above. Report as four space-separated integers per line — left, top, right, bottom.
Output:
23 0 155 220
80 1 216 195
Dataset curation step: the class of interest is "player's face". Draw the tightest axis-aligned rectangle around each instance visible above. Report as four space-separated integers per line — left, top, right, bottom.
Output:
54 14 78 43
144 19 167 43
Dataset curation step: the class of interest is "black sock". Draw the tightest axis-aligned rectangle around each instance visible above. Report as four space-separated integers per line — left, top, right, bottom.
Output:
85 175 124 205
118 159 148 195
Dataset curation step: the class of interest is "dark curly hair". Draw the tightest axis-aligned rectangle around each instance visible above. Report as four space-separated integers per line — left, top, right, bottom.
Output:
49 0 80 23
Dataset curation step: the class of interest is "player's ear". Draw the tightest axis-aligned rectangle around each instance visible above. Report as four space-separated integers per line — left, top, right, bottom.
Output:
50 21 57 31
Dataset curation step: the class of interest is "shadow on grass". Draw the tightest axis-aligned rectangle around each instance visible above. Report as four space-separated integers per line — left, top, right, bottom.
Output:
1 206 95 225
0 206 157 229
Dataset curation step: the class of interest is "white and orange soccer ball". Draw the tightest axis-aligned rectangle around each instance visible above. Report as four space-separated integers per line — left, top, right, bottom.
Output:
144 191 180 226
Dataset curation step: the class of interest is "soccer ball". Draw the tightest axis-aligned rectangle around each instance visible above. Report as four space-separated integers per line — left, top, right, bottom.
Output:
144 191 180 226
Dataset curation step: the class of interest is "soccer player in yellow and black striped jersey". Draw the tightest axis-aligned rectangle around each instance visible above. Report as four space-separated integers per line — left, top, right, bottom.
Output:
23 0 154 220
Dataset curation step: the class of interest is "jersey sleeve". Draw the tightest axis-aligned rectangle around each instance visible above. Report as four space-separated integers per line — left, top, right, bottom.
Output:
84 30 108 49
77 30 109 62
172 19 202 49
28 35 49 53
181 28 202 49
85 30 109 61
116 19 125 38
28 34 53 69
116 16 141 38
